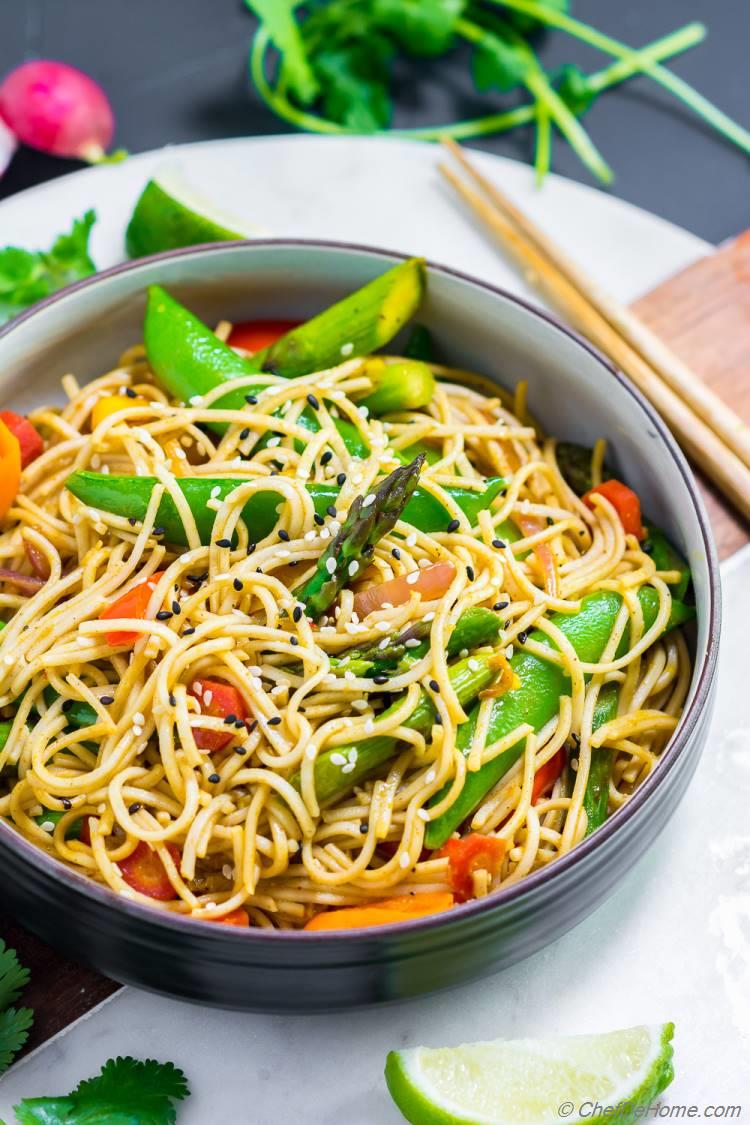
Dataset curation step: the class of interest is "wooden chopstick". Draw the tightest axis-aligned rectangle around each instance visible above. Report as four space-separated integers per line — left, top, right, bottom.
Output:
442 137 750 474
439 140 750 523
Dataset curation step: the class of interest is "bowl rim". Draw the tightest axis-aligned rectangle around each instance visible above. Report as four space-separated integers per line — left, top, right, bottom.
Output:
0 236 721 947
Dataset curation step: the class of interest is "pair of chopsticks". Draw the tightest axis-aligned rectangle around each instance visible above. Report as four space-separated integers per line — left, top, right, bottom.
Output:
439 138 750 523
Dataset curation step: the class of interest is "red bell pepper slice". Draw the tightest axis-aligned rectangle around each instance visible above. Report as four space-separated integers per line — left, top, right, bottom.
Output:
584 479 645 540
227 319 300 354
437 832 506 903
118 840 181 901
188 678 248 752
0 410 44 468
531 748 567 804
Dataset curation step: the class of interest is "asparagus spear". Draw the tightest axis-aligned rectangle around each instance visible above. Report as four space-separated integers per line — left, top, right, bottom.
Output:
334 606 502 677
294 455 425 620
290 650 500 806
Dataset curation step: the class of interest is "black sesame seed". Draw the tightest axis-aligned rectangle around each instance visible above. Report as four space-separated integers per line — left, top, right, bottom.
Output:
208 773 221 784
225 714 237 725
256 567 263 573
306 392 320 410
293 605 302 623
169 693 177 707
171 600 181 616
642 540 654 554
493 601 509 611
434 713 443 725
446 518 460 533
267 716 282 726
466 565 475 581
547 516 554 526
247 719 258 734
62 699 73 713
156 610 172 621
571 732 581 747
215 537 232 548
336 472 346 486
320 450 333 466
235 719 246 729
326 505 337 519
239 427 251 441
373 674 389 685
518 630 528 644
247 542 256 555
359 823 368 834
429 679 440 693
313 512 325 526
278 529 290 542
290 635 299 646
153 526 166 537
124 387 137 398
128 517 138 527
128 802 142 814
245 394 258 404
391 547 401 560
492 539 506 549
62 798 72 810
100 695 114 705
233 578 244 592
183 627 196 636
235 744 247 754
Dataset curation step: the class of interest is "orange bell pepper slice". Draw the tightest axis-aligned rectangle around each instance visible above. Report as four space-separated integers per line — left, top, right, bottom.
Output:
584 479 645 540
304 892 454 932
100 571 165 647
207 907 250 927
0 418 21 520
353 562 455 619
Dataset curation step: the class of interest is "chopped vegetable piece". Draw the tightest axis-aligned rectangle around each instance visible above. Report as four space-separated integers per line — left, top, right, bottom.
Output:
209 907 250 927
531 747 567 804
227 319 301 352
0 211 97 326
304 892 454 931
357 358 435 415
0 60 115 161
513 513 558 596
437 833 506 903
585 478 645 540
90 393 150 429
0 411 43 467
353 561 455 620
100 571 165 647
188 678 248 752
118 841 180 901
0 418 21 519
294 455 424 620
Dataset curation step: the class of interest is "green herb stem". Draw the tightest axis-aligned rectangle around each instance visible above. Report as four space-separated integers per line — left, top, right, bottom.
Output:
490 0 750 155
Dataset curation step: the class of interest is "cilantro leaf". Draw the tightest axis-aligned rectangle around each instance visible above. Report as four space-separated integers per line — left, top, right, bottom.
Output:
0 212 97 327
371 0 466 57
13 1056 190 1125
313 37 394 131
470 26 528 93
554 63 596 116
0 940 30 1010
504 0 569 37
0 1006 34 1076
245 0 319 105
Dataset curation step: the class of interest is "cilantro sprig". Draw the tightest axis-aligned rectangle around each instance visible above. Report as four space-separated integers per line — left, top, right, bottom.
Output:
0 940 33 1076
246 0 750 184
12 1056 190 1125
0 211 97 326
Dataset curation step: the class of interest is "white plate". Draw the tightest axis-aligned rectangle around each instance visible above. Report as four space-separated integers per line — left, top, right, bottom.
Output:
4 137 746 1119
0 134 708 311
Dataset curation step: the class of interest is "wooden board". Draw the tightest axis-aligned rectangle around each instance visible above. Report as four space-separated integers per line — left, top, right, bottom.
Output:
2 232 749 1055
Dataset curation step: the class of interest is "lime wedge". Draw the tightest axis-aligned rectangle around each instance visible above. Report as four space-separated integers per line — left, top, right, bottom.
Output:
385 1023 675 1125
125 167 265 258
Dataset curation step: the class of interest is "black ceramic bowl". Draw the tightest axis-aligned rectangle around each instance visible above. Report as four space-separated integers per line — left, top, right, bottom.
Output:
0 241 720 1011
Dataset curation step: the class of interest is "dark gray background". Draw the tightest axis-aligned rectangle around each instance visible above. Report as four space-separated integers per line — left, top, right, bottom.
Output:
1 0 747 243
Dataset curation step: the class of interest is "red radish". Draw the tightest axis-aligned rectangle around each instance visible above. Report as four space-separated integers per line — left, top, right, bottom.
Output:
0 60 114 162
0 115 17 176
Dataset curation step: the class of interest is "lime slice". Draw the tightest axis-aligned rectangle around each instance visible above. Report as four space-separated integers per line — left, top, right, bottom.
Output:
385 1023 675 1125
125 167 265 258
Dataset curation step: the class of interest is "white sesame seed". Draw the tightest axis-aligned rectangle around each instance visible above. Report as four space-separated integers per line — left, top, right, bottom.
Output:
222 864 234 880
351 699 368 711
320 528 331 540
376 621 390 631
133 712 145 726
40 821 55 833
406 533 417 547
399 852 410 868
277 549 290 559
406 572 420 585
210 486 221 499
267 436 281 448
348 560 359 576
405 638 421 649
325 557 337 575
468 658 479 672
424 613 435 622
341 762 355 774
362 494 375 508
417 809 430 822
340 342 354 356
203 690 213 706
364 719 374 734
304 530 317 541
305 745 317 759
330 752 346 766
425 770 436 784
189 395 203 406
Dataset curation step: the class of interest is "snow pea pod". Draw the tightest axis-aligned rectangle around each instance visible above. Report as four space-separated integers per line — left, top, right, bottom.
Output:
65 471 508 548
425 585 693 848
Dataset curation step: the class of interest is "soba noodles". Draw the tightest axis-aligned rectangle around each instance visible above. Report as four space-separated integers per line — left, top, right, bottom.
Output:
0 269 692 931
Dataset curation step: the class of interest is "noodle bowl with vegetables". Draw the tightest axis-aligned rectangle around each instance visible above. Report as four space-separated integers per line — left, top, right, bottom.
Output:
0 259 693 932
